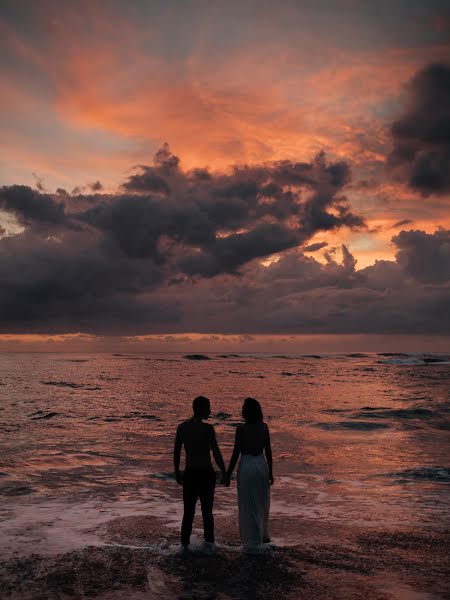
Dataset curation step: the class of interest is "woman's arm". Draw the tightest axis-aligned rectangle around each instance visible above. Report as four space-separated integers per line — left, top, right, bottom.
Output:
226 425 242 481
264 424 274 485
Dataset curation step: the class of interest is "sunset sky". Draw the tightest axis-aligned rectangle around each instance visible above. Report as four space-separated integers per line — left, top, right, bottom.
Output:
0 0 449 352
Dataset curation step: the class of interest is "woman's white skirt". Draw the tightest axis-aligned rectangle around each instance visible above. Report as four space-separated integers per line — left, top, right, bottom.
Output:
237 453 270 553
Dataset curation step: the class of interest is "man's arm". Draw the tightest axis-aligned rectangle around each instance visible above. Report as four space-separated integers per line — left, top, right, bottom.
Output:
210 426 226 477
173 425 183 485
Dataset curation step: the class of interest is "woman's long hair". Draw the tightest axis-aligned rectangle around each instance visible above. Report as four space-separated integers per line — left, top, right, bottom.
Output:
242 397 263 424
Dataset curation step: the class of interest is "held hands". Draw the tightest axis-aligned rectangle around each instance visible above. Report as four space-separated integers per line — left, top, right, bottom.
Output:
220 472 230 487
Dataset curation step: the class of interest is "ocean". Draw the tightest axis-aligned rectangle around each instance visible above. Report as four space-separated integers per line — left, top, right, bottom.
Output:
0 351 449 598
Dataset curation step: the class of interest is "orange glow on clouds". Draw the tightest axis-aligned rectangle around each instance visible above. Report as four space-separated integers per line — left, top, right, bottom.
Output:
0 333 448 353
0 0 449 346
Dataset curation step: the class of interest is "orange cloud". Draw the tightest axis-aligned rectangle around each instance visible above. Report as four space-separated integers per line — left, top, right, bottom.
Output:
3 0 448 182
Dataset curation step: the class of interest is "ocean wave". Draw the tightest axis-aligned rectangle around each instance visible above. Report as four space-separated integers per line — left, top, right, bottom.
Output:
379 467 450 483
111 353 143 360
28 411 59 420
215 412 232 420
120 412 161 420
151 472 176 480
58 359 90 363
94 412 161 422
0 485 33 496
40 381 101 390
378 353 410 357
377 354 450 366
152 358 180 362
377 358 425 365
312 421 390 431
352 407 434 420
183 354 210 360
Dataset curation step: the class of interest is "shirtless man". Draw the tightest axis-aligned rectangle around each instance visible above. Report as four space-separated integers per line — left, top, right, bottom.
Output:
174 396 226 551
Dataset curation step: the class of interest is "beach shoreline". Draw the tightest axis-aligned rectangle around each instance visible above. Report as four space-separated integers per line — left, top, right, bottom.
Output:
1 513 448 599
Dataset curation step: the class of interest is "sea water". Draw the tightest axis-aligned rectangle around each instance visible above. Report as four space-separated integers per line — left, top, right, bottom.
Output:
0 351 449 557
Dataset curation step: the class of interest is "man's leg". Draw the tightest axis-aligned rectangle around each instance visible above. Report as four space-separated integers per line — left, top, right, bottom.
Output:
199 468 216 543
181 469 198 546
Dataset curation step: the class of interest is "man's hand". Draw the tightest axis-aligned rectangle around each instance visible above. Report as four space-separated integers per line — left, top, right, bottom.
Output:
175 471 183 485
220 473 230 487
269 474 275 486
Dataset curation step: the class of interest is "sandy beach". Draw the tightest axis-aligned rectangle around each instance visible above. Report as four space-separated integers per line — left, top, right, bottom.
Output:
1 512 448 599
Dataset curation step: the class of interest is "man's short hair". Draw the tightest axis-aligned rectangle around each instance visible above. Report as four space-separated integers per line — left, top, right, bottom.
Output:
193 395 210 415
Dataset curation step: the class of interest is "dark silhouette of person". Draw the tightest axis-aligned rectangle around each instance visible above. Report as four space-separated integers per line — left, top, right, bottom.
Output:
225 397 274 552
174 396 227 550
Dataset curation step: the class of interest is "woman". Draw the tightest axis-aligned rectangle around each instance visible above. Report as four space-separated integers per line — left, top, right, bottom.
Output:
226 397 274 553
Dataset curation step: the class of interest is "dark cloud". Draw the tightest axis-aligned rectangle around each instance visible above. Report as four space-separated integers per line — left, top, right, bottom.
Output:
0 185 66 227
88 180 103 192
392 219 413 229
0 147 448 335
392 229 450 284
303 242 328 252
123 171 171 194
76 147 363 273
32 173 46 192
179 223 300 277
388 63 450 194
0 230 176 335
170 232 450 335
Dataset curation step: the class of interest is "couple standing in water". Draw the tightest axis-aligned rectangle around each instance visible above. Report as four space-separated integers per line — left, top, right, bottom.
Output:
174 395 274 554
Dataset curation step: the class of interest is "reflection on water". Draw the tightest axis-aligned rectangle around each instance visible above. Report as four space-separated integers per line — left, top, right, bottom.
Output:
0 351 449 556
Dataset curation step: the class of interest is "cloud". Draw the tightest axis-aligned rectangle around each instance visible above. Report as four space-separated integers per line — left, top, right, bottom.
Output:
0 147 448 335
0 185 66 227
388 63 450 194
303 242 328 252
77 147 364 274
392 228 450 284
0 229 176 335
88 180 103 192
170 232 450 335
391 219 413 229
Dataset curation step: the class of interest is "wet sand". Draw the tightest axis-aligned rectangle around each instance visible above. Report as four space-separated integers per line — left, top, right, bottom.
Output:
0 514 448 599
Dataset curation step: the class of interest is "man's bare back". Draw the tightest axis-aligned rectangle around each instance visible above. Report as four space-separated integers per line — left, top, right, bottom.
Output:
175 418 216 469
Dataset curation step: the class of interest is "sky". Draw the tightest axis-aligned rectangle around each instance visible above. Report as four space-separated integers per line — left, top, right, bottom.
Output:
0 0 449 352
